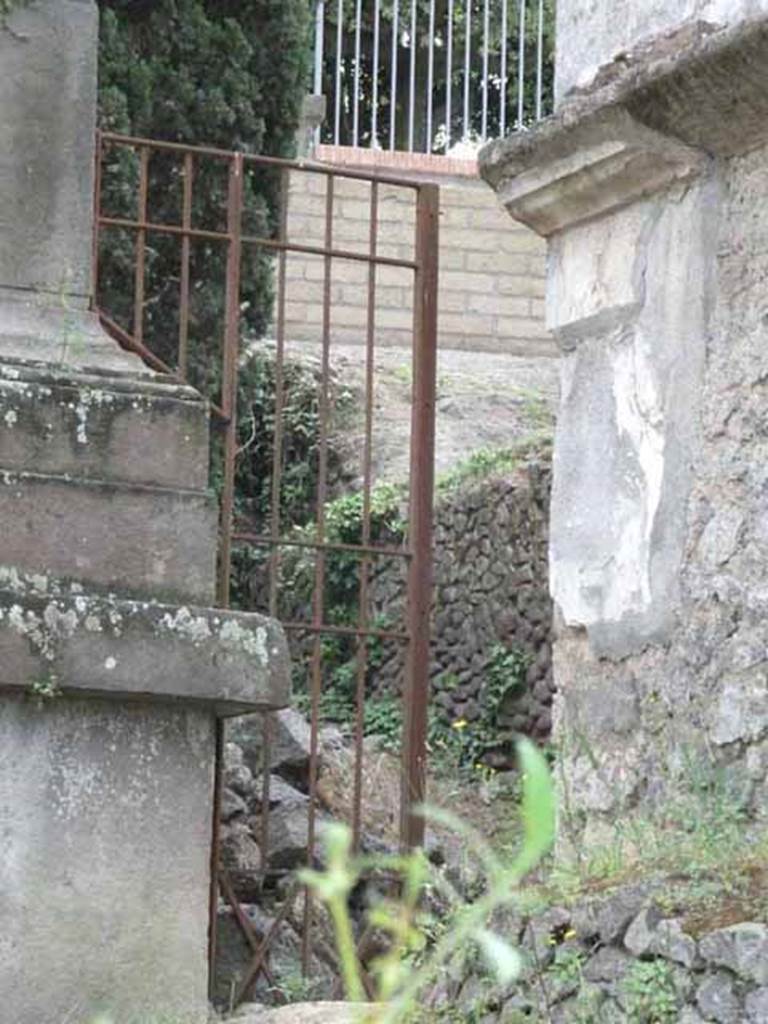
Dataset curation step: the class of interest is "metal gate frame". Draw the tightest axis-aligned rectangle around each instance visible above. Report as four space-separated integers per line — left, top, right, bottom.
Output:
93 131 438 1004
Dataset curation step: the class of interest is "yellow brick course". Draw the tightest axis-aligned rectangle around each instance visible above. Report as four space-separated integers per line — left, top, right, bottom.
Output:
282 165 553 354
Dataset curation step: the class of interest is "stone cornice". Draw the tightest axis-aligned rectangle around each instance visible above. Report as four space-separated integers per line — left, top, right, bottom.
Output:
480 107 706 236
0 567 291 716
480 13 768 234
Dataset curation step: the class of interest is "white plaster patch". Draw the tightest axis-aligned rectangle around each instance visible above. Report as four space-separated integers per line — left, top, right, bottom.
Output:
552 331 666 628
3 409 17 427
548 204 645 335
609 333 665 615
104 657 117 671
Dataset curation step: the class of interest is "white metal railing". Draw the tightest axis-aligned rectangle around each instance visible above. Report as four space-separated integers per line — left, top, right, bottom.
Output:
313 0 554 155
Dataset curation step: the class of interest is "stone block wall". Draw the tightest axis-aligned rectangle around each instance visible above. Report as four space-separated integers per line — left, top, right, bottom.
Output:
282 151 554 356
482 5 768 850
371 453 555 742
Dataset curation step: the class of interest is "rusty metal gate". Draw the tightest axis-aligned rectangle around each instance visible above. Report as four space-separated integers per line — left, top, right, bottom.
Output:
93 132 438 1004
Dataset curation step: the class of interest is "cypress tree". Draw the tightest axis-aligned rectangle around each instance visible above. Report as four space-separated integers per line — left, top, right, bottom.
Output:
96 0 312 393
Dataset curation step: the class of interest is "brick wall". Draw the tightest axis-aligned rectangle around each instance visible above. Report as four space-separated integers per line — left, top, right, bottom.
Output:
281 147 554 356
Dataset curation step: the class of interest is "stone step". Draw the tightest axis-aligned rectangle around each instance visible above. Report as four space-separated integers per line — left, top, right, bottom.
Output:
0 470 218 604
0 567 290 713
0 361 210 490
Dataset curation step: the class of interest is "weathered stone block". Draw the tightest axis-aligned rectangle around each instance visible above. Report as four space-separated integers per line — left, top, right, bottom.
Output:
0 0 98 299
0 362 210 489
0 470 218 603
699 923 768 984
0 694 213 1024
0 568 291 713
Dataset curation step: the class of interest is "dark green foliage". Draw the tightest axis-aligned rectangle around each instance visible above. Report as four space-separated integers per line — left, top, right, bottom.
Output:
97 2 319 620
96 0 312 395
320 0 556 151
226 347 356 611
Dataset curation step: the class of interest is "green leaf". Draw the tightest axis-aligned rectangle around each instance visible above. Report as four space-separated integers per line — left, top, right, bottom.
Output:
473 928 523 985
511 737 555 878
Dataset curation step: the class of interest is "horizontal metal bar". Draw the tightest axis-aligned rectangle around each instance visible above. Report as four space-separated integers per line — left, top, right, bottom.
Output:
99 216 417 271
240 234 418 270
232 532 412 560
99 131 424 190
281 620 410 643
97 311 227 422
99 215 230 244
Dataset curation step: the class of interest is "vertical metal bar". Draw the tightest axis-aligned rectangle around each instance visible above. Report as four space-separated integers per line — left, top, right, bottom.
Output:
463 0 471 140
314 0 326 145
353 0 362 146
260 166 290 879
207 717 225 999
217 154 244 609
259 711 273 874
371 0 381 146
481 0 490 141
500 0 509 136
352 181 379 851
302 174 335 972
91 130 103 309
268 169 290 622
133 146 150 344
390 0 399 150
314 0 326 95
517 0 527 128
334 0 344 144
426 0 436 152
178 152 193 378
400 184 438 852
536 0 544 121
408 0 417 152
445 0 454 153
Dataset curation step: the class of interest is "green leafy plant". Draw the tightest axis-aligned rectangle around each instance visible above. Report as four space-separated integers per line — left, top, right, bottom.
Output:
28 670 62 708
622 959 679 1024
436 436 552 494
300 737 555 1023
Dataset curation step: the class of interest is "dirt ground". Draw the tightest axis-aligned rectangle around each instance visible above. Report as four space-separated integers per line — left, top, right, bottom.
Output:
281 340 560 484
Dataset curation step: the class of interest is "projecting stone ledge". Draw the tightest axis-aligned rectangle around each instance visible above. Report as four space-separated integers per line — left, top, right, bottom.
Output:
480 13 768 234
0 567 291 715
479 106 706 236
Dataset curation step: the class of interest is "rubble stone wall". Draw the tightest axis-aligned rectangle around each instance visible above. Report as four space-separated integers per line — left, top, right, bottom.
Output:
444 884 768 1023
372 454 555 739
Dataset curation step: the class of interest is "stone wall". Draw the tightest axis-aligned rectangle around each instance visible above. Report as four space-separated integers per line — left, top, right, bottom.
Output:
282 156 553 356
481 7 768 850
0 5 291 1021
555 0 768 103
440 884 768 1022
371 452 555 742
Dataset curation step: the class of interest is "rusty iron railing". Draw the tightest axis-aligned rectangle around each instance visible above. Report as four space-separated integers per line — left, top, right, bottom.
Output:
93 131 438 1004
